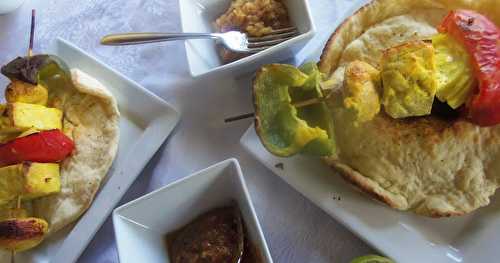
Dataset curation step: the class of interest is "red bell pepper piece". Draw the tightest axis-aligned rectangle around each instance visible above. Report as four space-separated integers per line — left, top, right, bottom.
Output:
438 10 500 126
0 130 74 167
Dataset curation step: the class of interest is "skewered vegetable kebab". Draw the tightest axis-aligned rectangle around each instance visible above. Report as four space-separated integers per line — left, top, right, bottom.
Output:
0 10 75 257
247 10 499 158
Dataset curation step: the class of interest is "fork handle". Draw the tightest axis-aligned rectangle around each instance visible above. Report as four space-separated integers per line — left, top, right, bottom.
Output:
100 32 218 46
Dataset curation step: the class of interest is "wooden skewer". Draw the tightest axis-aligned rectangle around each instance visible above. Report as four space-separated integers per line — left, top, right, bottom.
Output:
16 196 21 209
224 112 255 122
11 9 36 263
28 9 35 57
225 89 333 123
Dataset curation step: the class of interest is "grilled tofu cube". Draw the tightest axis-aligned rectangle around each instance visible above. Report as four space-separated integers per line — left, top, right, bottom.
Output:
21 162 61 199
5 80 48 106
0 104 25 137
381 41 437 118
343 60 382 125
0 115 39 143
0 162 60 204
7 102 62 131
0 217 48 252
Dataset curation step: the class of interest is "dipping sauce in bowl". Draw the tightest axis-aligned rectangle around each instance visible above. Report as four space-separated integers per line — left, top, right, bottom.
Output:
166 206 263 263
214 0 292 63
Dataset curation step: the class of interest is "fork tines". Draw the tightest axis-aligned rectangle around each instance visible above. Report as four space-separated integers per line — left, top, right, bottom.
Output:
246 26 299 52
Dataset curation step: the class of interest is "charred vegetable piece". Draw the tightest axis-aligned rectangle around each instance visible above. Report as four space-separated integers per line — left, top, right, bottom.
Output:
0 217 48 252
6 79 48 106
168 207 244 263
253 63 335 157
0 130 74 167
432 33 476 109
381 40 437 118
438 10 500 126
342 61 381 125
6 102 62 131
1 55 70 84
0 162 60 204
1 55 52 85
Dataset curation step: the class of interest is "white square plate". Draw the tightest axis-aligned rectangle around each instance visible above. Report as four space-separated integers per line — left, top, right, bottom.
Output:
241 125 500 263
11 38 180 263
179 0 315 77
113 158 273 263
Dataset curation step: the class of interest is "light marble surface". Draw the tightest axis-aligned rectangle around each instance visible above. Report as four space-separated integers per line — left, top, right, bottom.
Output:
0 0 376 262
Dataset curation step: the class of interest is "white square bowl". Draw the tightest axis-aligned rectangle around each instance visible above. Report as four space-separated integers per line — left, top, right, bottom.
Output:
179 0 315 77
113 158 273 263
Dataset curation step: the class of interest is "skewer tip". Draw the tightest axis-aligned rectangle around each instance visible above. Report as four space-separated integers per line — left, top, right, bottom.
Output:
224 112 255 123
28 9 36 57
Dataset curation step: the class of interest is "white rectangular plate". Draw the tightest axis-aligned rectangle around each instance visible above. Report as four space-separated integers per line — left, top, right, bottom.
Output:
241 125 500 263
12 38 180 263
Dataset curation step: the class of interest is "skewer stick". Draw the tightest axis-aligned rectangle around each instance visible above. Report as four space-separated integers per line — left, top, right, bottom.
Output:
224 112 255 122
224 97 328 123
225 83 334 123
16 196 21 209
28 9 35 57
11 9 37 263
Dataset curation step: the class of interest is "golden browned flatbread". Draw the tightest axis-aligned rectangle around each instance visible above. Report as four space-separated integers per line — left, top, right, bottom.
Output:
319 0 500 217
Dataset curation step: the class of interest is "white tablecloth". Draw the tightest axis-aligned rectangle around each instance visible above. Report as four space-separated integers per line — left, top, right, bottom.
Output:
0 0 375 262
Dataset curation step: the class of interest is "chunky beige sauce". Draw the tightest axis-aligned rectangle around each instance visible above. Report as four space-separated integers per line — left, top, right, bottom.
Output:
214 0 291 63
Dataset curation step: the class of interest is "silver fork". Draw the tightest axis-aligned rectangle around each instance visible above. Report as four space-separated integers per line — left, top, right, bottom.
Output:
100 27 299 53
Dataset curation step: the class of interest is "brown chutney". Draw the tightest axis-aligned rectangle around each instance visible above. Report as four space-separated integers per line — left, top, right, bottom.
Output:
165 206 263 263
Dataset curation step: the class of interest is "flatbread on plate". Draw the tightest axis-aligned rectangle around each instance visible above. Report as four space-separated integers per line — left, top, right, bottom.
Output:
319 0 500 217
32 69 120 234
0 68 119 261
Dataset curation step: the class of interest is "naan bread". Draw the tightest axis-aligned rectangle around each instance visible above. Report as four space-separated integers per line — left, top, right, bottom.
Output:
319 0 500 217
32 69 120 234
0 69 119 261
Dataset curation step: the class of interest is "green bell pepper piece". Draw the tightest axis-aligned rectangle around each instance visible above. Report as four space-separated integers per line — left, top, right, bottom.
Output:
253 63 335 157
37 55 74 97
